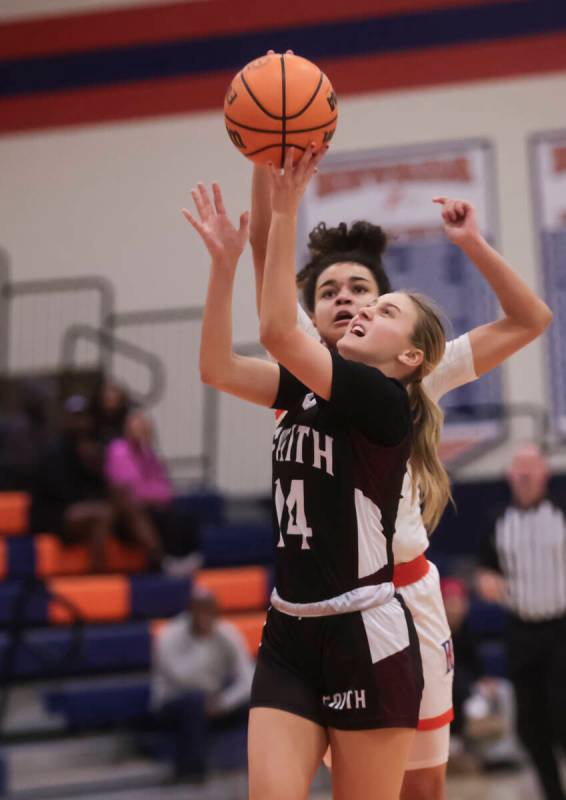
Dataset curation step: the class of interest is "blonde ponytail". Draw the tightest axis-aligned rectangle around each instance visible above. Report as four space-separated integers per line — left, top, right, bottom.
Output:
407 381 452 531
403 292 452 532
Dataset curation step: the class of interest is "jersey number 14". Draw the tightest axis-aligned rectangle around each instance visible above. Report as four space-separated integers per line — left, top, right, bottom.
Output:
275 479 312 550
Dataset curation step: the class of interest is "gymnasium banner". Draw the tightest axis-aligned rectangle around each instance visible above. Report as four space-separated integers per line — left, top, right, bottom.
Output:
299 139 503 457
530 130 566 434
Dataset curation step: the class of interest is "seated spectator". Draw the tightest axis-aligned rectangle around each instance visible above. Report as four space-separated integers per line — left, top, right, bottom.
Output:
106 410 201 576
150 589 254 778
89 379 132 446
30 396 162 573
0 377 55 490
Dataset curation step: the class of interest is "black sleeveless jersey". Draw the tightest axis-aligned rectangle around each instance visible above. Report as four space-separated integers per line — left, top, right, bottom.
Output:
272 351 412 604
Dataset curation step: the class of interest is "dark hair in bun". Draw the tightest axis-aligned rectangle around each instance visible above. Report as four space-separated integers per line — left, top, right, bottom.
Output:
296 221 391 312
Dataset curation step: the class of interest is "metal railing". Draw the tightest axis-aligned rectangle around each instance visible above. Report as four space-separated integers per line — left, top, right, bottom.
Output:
0 256 560 491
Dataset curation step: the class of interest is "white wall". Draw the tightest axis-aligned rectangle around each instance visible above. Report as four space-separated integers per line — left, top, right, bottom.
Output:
2 70 565 488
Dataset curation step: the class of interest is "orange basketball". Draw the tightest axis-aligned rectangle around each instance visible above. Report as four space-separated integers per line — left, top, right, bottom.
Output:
224 53 338 166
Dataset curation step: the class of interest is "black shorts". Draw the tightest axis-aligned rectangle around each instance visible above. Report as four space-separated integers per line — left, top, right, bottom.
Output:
251 595 423 731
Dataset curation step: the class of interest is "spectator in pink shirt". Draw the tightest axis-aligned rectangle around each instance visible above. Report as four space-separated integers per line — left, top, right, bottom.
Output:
106 410 173 506
106 410 201 575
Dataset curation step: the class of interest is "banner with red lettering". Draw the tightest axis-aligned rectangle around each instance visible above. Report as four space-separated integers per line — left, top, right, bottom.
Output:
530 130 566 434
299 139 503 462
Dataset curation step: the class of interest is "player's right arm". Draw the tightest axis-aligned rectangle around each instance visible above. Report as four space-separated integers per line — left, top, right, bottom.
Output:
183 182 280 408
249 164 271 316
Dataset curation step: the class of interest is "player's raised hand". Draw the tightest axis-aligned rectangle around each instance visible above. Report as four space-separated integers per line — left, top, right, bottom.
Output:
433 197 481 246
182 182 249 267
268 143 327 214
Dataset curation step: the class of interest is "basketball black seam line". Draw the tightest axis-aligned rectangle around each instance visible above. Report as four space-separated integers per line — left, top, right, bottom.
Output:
246 143 307 157
290 72 324 119
225 113 337 135
241 70 282 121
280 54 286 169
240 65 326 121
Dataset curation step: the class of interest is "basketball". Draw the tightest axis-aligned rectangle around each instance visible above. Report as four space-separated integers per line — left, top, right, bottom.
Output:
224 53 338 166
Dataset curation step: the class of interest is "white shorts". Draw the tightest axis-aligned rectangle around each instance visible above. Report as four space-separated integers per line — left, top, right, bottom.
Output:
397 560 453 770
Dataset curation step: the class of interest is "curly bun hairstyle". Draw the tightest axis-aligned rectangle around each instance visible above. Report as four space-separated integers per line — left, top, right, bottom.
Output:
296 221 391 312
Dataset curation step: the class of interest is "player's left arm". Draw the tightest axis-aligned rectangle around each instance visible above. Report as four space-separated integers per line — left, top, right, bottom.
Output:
183 183 280 408
260 145 334 399
434 198 553 377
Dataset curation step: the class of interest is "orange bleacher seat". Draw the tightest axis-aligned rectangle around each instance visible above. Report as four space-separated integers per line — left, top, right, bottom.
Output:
105 537 147 573
36 535 91 577
195 566 268 612
36 534 147 577
0 492 29 535
48 575 129 624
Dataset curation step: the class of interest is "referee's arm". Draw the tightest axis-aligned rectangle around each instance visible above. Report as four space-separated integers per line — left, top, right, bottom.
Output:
476 523 507 605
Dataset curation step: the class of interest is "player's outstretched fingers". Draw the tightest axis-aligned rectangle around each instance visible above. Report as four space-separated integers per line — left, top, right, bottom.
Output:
190 188 206 220
284 145 295 175
181 208 205 236
212 182 226 216
295 144 314 181
197 183 214 217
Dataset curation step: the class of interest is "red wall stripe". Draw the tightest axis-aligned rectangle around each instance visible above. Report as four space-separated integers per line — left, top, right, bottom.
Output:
0 0 522 61
1 30 564 136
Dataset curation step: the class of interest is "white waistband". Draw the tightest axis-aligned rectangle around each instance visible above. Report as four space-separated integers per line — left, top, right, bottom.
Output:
270 582 395 618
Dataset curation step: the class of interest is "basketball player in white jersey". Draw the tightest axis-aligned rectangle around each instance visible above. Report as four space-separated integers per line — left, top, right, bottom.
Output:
249 161 552 799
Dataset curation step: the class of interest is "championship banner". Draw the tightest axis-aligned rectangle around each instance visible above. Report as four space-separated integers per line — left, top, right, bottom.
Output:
299 140 503 459
530 130 566 434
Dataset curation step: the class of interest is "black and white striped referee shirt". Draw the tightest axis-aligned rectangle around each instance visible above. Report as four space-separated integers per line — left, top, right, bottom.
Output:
479 498 566 622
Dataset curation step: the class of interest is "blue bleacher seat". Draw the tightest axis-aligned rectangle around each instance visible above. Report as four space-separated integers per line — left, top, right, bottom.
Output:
173 491 225 527
0 621 151 679
45 677 151 729
130 575 190 619
7 538 35 578
202 523 273 567
0 580 48 625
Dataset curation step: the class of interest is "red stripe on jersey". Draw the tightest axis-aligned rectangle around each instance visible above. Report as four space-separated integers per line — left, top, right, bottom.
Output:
393 554 429 587
417 707 454 731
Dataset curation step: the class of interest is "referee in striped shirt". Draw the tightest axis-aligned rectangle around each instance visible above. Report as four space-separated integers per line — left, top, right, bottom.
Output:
477 443 566 800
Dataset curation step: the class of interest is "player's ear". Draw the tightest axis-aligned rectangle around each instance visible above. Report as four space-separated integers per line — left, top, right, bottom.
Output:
398 348 423 369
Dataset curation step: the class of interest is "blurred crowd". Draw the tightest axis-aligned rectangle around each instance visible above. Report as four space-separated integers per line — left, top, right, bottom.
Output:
1 376 201 576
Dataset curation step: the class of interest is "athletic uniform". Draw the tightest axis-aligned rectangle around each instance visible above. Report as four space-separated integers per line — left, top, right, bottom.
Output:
251 352 424 730
294 307 477 767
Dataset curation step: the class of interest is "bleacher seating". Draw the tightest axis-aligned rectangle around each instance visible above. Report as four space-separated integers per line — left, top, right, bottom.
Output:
0 475 535 795
0 486 270 795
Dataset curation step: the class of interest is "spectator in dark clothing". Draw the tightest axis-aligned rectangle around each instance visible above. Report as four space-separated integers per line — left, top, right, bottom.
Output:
30 396 162 573
89 379 132 446
0 377 55 490
106 410 201 576
477 443 566 800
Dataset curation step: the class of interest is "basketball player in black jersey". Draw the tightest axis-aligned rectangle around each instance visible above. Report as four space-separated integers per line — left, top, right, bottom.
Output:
183 147 449 800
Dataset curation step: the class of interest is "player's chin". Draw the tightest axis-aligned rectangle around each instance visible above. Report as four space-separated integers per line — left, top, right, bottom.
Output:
336 334 362 360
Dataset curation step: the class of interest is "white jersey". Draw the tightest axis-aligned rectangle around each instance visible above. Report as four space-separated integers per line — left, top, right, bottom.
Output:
296 305 477 564
394 334 476 563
